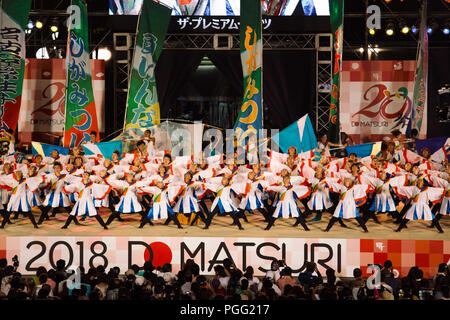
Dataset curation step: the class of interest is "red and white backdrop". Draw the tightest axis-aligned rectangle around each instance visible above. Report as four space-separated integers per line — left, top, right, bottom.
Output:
18 59 105 145
340 60 427 144
1 237 448 278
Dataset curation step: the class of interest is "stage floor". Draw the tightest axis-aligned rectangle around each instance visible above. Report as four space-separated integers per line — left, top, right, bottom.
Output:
1 209 449 240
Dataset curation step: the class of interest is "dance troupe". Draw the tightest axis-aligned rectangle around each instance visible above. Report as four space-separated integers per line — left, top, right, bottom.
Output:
0 132 448 233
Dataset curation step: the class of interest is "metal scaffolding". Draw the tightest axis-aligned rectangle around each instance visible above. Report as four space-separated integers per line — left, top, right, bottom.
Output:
112 33 332 133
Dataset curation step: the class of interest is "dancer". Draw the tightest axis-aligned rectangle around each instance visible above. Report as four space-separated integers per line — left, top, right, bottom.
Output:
265 175 311 231
325 178 370 232
138 181 183 228
393 178 445 233
61 172 111 229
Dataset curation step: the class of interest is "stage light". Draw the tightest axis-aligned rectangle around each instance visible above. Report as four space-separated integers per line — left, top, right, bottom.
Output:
50 25 58 33
369 28 375 35
97 48 112 61
398 19 409 34
35 21 43 29
411 25 418 34
359 47 364 53
36 47 49 59
443 19 450 35
428 19 438 35
27 21 34 29
385 21 395 36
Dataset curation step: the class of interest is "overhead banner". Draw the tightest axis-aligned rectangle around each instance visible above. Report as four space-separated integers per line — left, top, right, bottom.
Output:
409 0 428 136
339 60 425 144
1 236 448 278
234 0 263 147
18 59 105 145
0 0 31 133
123 0 171 137
63 0 100 147
327 0 344 143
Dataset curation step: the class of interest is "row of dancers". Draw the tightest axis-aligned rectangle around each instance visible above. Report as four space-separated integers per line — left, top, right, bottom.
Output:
0 139 448 233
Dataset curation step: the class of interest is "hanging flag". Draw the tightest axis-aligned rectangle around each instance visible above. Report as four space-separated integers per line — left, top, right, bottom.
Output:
327 0 344 143
234 0 263 148
408 0 428 137
63 0 99 148
272 114 317 153
0 0 31 133
31 141 69 157
123 0 171 137
82 140 123 160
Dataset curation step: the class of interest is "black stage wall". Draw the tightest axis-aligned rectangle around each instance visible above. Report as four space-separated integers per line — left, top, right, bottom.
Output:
154 50 316 130
427 48 450 138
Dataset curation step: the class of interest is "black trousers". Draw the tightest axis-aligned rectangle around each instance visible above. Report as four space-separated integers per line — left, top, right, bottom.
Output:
63 214 107 229
189 200 210 226
140 211 181 228
1 211 38 228
395 201 411 223
326 216 368 232
38 206 75 225
105 211 129 226
205 207 242 229
397 215 444 233
0 208 13 225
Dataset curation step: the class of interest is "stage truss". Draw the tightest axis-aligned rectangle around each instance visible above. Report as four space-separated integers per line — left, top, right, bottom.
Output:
113 33 332 134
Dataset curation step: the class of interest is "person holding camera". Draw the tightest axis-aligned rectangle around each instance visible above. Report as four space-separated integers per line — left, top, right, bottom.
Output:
298 262 323 289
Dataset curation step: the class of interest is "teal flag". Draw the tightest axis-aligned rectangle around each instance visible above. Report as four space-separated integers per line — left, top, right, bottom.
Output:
328 0 344 143
234 0 262 147
123 0 171 137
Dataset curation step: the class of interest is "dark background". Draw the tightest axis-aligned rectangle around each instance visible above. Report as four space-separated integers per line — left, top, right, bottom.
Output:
26 0 450 138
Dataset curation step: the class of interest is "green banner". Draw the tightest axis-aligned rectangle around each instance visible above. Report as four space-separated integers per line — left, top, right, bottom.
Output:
0 0 31 133
234 0 263 146
411 0 428 135
63 0 99 147
123 0 171 137
328 0 344 143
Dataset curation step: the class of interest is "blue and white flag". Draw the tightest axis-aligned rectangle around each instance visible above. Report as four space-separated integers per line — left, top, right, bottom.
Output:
31 142 69 157
82 141 123 160
273 114 317 153
346 141 382 158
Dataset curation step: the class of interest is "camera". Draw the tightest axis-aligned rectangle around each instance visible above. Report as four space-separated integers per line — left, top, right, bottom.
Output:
12 255 19 268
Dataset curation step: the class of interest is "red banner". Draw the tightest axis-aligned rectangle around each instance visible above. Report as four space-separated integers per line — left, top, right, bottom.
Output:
18 59 105 145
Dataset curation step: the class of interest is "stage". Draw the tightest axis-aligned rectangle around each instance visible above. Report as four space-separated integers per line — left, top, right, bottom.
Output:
1 208 449 279
0 209 449 240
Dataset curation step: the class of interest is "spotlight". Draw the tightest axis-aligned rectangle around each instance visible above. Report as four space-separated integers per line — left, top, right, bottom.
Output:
385 21 395 36
398 19 409 34
27 21 34 29
411 25 418 34
427 19 439 35
50 25 58 33
443 19 450 35
369 28 375 35
97 48 112 61
35 21 43 29
359 47 364 53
